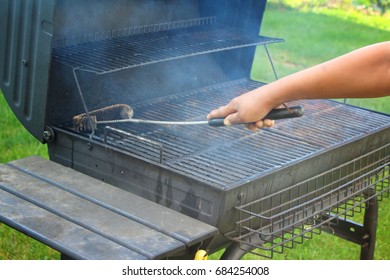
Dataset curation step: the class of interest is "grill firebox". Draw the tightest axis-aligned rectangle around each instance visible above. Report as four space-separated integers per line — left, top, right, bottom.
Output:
63 79 389 189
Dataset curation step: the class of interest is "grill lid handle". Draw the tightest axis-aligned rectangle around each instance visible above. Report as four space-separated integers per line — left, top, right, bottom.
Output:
208 105 304 127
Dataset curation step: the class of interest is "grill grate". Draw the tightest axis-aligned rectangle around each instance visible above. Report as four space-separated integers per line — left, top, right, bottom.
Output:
225 143 390 258
273 103 388 147
52 17 283 74
91 78 390 188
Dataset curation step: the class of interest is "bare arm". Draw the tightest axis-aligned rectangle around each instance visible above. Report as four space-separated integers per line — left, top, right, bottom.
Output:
207 41 390 130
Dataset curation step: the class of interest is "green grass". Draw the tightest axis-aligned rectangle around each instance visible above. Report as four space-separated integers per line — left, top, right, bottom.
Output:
0 94 48 163
0 93 58 260
277 0 390 32
0 222 59 260
1 2 390 260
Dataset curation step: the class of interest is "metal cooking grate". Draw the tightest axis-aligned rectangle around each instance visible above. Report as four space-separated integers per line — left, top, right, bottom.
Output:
225 143 390 258
273 103 389 147
94 78 390 188
51 17 283 74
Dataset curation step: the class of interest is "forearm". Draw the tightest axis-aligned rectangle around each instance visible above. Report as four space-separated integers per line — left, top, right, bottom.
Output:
207 41 390 128
264 41 390 108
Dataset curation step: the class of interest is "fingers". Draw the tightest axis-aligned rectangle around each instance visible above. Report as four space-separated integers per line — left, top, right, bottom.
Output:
263 119 275 128
245 119 275 131
207 95 276 130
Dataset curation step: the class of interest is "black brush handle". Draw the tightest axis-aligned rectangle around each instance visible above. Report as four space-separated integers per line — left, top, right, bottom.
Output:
208 105 304 127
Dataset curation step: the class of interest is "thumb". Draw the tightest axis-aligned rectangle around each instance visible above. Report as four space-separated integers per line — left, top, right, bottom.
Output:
207 103 238 120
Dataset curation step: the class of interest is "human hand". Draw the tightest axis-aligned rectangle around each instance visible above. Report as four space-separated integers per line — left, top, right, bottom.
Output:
207 87 276 131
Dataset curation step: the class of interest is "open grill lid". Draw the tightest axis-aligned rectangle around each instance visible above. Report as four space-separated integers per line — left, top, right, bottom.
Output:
0 0 55 142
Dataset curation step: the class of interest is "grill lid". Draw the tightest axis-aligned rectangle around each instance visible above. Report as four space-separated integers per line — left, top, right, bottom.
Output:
0 0 55 142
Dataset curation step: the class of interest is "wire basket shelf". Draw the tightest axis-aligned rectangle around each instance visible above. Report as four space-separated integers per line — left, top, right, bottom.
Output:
226 143 390 258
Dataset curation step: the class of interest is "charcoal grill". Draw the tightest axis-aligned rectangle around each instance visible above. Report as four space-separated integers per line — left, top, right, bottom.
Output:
1 0 389 260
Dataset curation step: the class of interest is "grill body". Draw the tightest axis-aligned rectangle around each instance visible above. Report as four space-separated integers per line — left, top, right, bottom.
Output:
48 107 390 252
1 0 389 258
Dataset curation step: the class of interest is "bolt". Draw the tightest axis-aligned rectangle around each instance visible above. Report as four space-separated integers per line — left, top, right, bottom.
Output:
362 234 370 240
43 130 53 142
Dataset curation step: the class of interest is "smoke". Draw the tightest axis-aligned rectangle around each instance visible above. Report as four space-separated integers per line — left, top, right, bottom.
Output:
54 0 199 42
50 0 266 142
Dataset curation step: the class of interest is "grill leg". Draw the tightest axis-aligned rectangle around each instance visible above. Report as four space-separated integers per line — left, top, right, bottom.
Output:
220 234 270 260
61 253 75 260
220 243 248 260
360 196 378 260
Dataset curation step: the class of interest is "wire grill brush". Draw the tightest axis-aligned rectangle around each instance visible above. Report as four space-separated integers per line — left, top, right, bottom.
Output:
72 104 133 132
72 104 304 132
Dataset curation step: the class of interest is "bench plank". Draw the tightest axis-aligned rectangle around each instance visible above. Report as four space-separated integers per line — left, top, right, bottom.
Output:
9 156 217 246
0 157 218 259
0 189 147 260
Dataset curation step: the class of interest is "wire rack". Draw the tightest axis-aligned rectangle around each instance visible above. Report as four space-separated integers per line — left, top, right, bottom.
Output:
225 143 390 258
51 17 282 74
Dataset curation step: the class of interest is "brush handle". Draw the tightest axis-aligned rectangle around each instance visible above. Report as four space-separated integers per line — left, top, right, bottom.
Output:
208 105 304 127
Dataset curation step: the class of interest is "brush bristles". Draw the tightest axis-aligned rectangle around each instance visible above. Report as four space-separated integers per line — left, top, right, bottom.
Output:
72 104 133 132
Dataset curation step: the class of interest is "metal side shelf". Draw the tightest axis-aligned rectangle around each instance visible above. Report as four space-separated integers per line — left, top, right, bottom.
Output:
0 156 217 260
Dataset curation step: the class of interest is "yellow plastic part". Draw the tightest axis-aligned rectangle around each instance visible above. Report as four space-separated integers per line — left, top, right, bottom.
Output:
194 249 208 260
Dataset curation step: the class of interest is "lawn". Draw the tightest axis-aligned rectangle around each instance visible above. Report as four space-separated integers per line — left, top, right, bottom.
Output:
1 1 390 260
0 94 57 259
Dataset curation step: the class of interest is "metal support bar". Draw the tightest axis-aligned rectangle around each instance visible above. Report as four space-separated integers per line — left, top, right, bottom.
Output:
322 216 368 245
321 195 378 260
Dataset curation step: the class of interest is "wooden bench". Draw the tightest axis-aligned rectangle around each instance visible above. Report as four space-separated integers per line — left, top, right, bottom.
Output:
0 157 217 259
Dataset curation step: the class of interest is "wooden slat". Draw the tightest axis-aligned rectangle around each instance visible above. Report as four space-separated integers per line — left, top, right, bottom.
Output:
0 188 147 260
0 157 218 259
9 156 218 245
